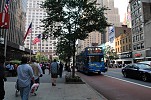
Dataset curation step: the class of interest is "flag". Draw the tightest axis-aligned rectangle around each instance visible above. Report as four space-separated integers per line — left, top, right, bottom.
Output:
23 22 32 42
4 0 10 13
0 13 10 29
32 34 41 44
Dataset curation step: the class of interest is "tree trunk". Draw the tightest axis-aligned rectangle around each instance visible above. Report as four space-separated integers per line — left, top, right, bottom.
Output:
72 39 76 78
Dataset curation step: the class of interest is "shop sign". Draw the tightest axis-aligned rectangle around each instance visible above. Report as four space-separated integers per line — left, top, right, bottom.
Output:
119 52 132 59
134 53 142 57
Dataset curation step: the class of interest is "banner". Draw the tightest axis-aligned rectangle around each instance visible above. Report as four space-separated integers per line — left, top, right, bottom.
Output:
0 12 10 29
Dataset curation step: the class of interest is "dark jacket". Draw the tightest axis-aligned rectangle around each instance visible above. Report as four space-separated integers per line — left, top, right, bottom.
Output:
0 65 5 99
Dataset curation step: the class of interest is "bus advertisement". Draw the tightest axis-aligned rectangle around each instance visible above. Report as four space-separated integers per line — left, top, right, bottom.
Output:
76 47 107 74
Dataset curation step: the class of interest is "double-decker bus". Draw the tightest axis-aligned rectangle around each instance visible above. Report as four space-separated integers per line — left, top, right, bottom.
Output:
76 46 107 74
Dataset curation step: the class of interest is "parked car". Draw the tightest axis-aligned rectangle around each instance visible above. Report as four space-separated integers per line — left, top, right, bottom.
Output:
138 61 151 65
122 63 151 81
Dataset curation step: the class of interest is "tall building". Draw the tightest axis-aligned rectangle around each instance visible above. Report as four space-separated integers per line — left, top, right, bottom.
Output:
78 0 121 51
25 0 57 60
0 0 30 60
129 0 151 62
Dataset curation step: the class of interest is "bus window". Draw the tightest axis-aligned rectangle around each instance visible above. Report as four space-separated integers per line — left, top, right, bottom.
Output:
89 56 102 62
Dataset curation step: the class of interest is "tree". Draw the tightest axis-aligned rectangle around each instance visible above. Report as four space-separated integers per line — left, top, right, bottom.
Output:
56 37 73 63
36 52 49 62
41 0 109 77
104 45 118 67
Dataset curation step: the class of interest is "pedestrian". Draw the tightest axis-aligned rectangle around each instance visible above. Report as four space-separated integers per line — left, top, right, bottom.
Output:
41 62 46 74
59 61 63 78
30 58 43 86
48 62 51 75
17 57 35 100
0 55 7 100
6 62 14 76
50 59 59 86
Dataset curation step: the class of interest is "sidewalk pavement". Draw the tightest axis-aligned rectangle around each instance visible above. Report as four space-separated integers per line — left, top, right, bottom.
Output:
4 71 107 100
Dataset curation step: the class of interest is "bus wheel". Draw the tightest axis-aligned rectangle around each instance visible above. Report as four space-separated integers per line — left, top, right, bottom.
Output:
98 71 101 74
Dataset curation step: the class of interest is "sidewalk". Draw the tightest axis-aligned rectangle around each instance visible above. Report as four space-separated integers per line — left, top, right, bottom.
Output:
4 71 107 100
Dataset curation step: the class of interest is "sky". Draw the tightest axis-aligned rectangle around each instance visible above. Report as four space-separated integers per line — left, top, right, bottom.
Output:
114 0 129 22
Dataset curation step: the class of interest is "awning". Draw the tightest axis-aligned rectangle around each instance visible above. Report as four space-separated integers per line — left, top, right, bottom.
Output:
134 57 144 59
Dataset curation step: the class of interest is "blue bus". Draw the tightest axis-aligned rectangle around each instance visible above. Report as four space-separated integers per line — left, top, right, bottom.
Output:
76 47 107 74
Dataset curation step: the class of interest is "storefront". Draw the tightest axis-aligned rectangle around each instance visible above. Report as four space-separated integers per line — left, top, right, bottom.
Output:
132 50 145 63
115 52 133 64
146 50 151 61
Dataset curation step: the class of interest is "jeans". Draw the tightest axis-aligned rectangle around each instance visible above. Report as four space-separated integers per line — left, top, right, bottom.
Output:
19 85 30 100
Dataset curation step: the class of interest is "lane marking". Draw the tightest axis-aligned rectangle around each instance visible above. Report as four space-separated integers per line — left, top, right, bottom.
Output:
107 71 122 75
104 75 151 89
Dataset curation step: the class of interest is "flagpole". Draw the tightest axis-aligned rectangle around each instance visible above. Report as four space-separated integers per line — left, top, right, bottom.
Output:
4 29 8 64
39 37 42 63
29 28 32 62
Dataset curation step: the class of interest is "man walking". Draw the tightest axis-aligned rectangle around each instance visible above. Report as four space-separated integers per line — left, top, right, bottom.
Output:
50 59 59 86
17 57 34 100
30 59 43 85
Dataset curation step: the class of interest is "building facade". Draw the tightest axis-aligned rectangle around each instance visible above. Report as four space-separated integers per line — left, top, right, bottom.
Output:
78 0 121 52
130 0 151 62
115 25 132 64
25 0 58 60
0 0 30 61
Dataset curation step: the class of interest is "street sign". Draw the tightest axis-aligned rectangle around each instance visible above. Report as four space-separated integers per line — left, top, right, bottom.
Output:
0 12 10 29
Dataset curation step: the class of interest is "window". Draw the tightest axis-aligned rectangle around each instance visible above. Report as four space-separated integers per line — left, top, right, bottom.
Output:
140 34 144 40
129 36 131 42
136 35 139 41
126 38 127 43
133 45 137 50
139 24 143 32
138 7 141 14
138 0 141 6
137 44 141 49
133 36 135 42
123 46 125 52
132 20 135 26
132 28 135 33
123 39 125 44
126 45 128 51
141 42 144 49
129 44 131 50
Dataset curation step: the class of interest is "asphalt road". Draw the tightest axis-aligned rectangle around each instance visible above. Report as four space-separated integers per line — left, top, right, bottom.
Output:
104 68 151 87
76 68 151 100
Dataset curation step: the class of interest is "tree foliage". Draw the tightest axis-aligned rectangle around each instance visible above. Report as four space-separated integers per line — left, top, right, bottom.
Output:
104 45 118 60
41 0 109 40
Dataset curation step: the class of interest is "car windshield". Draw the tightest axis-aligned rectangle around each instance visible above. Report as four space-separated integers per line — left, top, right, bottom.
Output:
137 63 151 69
